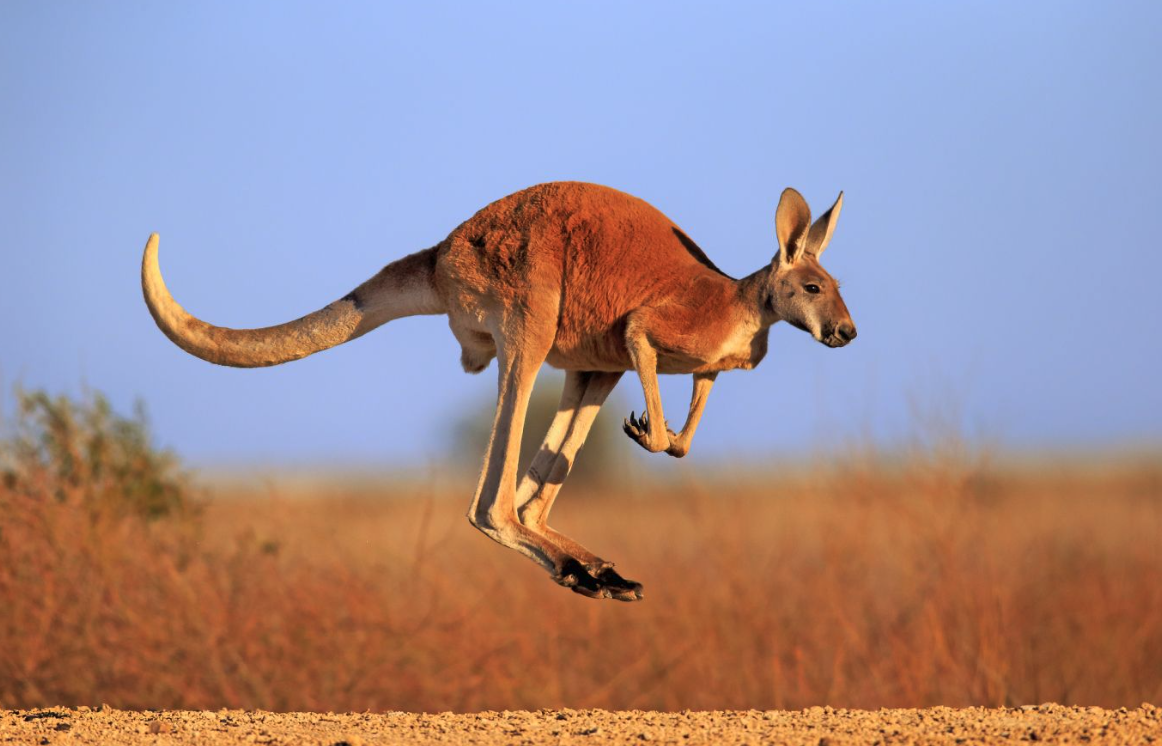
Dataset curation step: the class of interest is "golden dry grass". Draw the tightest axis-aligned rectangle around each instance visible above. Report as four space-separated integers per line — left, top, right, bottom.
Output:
1 448 1160 713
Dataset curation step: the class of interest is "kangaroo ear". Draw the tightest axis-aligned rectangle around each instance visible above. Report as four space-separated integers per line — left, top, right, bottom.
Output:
804 191 844 257
775 187 812 265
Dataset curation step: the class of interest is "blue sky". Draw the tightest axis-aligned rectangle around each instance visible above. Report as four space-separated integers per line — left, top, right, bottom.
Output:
1 2 1159 467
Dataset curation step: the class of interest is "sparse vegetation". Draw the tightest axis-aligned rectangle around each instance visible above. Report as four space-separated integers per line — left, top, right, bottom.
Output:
0 392 1159 712
1 389 194 520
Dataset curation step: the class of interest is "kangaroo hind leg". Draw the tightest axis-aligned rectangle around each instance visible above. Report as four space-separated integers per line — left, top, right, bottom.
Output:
466 334 608 599
516 370 643 602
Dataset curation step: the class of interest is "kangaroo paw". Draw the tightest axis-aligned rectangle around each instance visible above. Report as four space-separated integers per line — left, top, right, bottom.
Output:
622 411 669 453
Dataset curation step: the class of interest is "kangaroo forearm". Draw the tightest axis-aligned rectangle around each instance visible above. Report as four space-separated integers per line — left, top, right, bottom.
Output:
666 372 717 457
624 330 673 453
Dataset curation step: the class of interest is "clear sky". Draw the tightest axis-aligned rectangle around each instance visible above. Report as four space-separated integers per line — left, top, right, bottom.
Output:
1 2 1159 467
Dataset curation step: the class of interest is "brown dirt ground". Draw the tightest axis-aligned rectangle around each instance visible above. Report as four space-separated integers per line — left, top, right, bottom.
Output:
2 705 1159 745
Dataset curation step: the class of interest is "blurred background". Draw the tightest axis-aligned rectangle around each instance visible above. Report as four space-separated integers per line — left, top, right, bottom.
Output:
2 1 1160 468
1 1 1160 713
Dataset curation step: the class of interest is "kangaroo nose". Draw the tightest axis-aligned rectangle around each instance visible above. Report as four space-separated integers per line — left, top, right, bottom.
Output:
838 323 857 342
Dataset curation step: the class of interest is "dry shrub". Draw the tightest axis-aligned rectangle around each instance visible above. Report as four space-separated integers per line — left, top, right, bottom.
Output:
1 389 192 521
1 395 1159 711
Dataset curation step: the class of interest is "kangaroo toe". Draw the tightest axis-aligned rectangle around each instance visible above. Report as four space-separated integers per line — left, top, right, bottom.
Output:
554 557 609 599
595 567 644 602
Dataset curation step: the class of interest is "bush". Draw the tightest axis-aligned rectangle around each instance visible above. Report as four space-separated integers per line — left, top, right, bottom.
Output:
1 389 195 520
1 389 1159 712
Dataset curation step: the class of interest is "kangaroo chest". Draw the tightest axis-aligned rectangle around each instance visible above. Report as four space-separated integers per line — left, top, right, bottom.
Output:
704 324 769 373
652 323 769 375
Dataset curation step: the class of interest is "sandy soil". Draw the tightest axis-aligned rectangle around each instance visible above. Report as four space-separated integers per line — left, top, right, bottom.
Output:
2 705 1159 745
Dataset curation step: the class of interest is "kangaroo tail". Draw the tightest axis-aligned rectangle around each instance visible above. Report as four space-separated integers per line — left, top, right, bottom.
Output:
141 234 445 368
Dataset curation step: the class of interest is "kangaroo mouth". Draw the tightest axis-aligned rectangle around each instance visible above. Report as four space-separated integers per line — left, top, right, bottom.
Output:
787 318 851 348
819 323 856 348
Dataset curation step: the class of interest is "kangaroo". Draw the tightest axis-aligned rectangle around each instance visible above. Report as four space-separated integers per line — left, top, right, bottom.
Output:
141 182 857 601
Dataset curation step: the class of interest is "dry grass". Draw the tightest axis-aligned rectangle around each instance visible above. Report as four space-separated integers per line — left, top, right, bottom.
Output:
2 436 1160 713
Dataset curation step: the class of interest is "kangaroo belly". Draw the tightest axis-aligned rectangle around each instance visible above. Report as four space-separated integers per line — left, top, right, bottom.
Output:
546 324 634 372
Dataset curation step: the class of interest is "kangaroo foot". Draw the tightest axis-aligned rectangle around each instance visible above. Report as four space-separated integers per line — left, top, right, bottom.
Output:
554 557 609 599
595 566 644 602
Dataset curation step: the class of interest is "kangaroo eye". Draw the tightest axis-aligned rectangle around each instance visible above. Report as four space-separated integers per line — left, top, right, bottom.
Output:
804 283 821 294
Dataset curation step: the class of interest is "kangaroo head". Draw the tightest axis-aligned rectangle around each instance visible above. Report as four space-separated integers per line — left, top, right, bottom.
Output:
765 187 857 348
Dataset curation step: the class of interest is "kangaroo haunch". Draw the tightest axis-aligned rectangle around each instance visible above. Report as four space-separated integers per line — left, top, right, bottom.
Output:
141 181 858 601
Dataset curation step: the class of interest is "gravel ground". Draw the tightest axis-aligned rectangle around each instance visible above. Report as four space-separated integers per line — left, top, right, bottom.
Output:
2 705 1159 745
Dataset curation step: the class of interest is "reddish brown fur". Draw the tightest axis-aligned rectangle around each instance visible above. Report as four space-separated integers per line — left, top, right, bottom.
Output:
436 183 759 376
140 181 857 600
